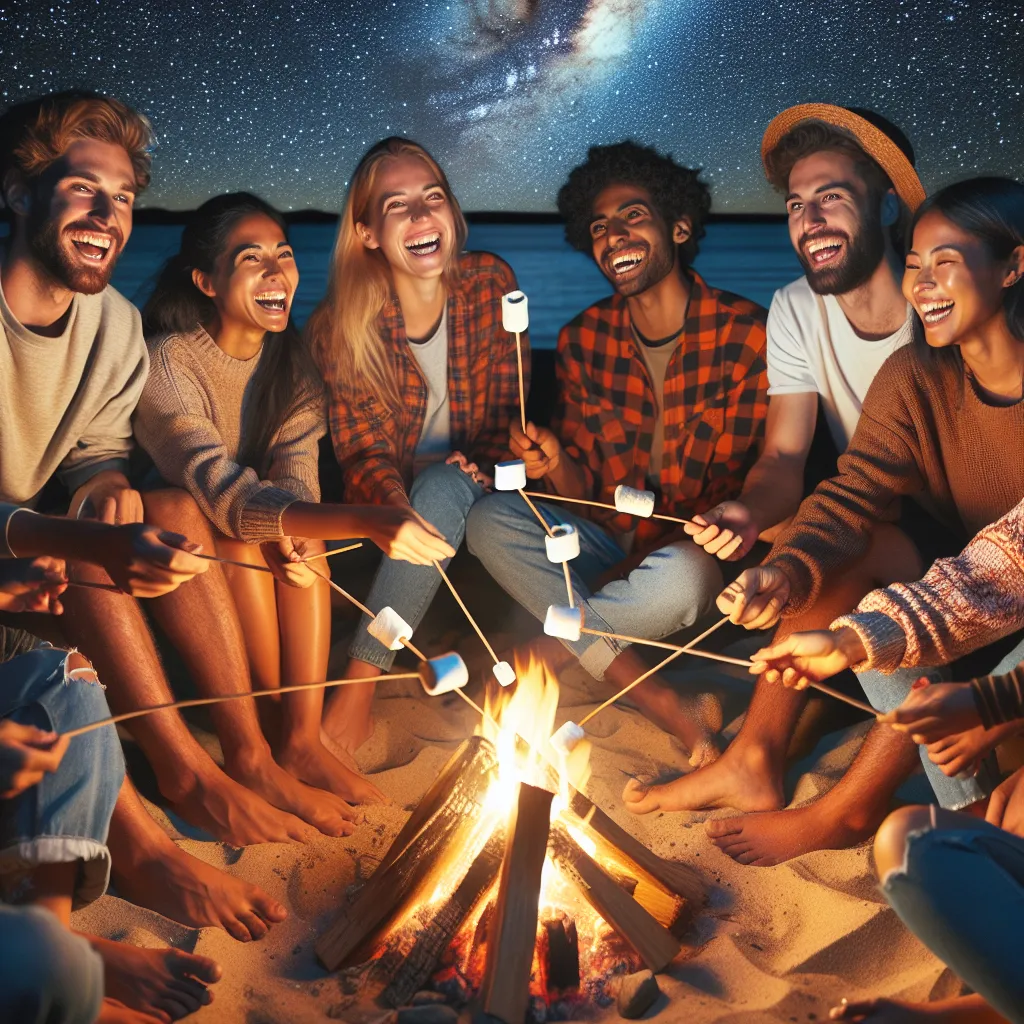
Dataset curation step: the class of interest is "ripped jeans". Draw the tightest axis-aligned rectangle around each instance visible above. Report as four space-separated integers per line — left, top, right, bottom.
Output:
883 807 1024 1023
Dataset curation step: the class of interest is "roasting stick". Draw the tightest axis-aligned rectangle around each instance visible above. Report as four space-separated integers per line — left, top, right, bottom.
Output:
297 542 363 564
516 489 575 608
433 560 500 665
515 332 528 435
523 491 696 529
62 670 423 740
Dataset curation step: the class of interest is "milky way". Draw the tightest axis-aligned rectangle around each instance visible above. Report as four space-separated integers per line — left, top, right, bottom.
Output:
1 0 1021 212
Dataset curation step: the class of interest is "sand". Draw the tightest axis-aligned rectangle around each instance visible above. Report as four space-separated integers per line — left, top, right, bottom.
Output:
71 652 959 1024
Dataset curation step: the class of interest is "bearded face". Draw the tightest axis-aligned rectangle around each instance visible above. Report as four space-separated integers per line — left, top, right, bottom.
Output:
797 213 887 295
28 210 125 294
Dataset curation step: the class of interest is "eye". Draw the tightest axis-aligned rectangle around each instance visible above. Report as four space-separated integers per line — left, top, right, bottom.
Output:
241 253 260 263
426 191 445 203
385 199 406 213
279 249 294 260
590 223 606 237
114 193 132 205
72 183 93 194
904 261 921 271
787 201 802 214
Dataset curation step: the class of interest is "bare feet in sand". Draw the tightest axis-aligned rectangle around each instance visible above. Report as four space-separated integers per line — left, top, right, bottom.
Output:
628 681 723 768
225 750 362 837
89 936 221 1021
111 840 288 942
321 676 377 755
279 735 388 806
830 994 1003 1022
623 742 784 815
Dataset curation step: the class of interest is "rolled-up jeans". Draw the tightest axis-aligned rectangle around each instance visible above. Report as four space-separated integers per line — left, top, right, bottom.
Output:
466 492 723 681
882 807 1024 1023
858 632 1024 811
348 462 487 671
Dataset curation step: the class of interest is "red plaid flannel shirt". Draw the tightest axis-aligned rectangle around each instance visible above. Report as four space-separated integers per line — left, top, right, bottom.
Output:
553 271 769 542
327 251 527 505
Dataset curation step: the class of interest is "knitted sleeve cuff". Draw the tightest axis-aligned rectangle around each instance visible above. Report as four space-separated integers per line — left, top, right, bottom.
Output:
971 666 1024 730
830 611 909 674
236 487 300 544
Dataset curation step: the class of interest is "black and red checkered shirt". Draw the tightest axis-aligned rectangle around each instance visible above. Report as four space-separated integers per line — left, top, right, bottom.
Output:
553 270 769 541
326 251 528 505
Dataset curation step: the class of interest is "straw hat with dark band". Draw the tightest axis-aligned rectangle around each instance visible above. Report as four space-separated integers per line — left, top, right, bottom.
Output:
761 103 925 212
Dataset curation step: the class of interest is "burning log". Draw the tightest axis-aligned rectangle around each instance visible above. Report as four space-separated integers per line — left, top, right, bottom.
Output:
382 831 505 1008
539 917 580 996
480 783 555 1024
316 737 498 971
548 824 681 973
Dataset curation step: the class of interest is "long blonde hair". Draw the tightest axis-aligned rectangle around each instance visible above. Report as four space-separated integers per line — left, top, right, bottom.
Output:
308 137 469 412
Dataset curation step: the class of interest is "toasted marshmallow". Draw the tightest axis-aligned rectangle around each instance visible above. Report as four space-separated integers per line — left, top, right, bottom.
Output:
418 652 470 696
544 604 582 641
366 606 413 651
614 484 656 518
501 290 529 333
494 459 527 491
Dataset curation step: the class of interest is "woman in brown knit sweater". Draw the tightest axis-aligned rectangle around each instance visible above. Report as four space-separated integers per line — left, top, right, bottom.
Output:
135 194 455 822
665 177 1024 875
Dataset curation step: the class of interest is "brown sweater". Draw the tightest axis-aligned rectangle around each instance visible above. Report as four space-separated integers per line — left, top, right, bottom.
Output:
769 344 1024 616
133 328 325 543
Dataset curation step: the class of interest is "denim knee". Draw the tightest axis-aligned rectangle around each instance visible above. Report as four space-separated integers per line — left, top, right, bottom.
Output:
628 542 723 632
466 491 529 557
0 904 104 1024
409 461 483 539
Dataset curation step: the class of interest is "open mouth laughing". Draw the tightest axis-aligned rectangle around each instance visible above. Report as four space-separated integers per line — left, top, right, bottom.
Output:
607 246 647 278
404 232 441 257
68 229 116 262
254 290 288 313
920 299 955 326
804 236 845 266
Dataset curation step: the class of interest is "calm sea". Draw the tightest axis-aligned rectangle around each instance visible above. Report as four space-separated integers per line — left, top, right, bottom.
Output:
102 221 802 349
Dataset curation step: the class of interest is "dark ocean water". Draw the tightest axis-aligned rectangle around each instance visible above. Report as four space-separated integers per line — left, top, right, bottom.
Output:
107 221 802 349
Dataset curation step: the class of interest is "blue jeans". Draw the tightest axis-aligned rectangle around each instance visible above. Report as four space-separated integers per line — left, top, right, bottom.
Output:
466 492 723 681
858 633 1024 811
0 647 124 907
0 903 104 1024
883 811 1024 1023
348 462 487 670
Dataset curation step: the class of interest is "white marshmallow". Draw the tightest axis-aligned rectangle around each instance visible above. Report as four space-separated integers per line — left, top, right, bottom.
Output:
494 459 527 491
544 604 582 641
418 652 470 696
544 523 580 563
614 484 656 518
366 606 413 651
501 290 529 333
492 660 517 687
550 721 585 755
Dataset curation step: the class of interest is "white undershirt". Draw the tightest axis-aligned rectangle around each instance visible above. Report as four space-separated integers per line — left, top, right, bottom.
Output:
408 307 451 471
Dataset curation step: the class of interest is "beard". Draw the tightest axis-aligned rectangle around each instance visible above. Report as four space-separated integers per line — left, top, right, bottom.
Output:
27 215 123 295
799 219 887 296
602 240 676 298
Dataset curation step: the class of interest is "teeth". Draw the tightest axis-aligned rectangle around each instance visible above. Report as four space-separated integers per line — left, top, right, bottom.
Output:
611 250 644 272
405 233 440 251
806 238 842 254
69 232 112 249
921 300 954 312
255 291 287 301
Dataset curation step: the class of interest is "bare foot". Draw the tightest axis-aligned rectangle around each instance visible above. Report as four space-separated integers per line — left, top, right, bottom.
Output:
322 680 376 755
280 736 389 806
226 752 361 837
623 742 784 815
706 796 880 866
162 768 317 846
629 682 723 766
97 998 168 1024
89 935 220 1021
830 994 1003 1022
926 720 1022 778
110 840 288 942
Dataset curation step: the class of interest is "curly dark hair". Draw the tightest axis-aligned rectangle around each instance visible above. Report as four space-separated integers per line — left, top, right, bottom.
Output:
557 141 711 267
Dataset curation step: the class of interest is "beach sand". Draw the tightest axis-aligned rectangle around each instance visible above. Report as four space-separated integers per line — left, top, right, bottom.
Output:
71 566 956 1023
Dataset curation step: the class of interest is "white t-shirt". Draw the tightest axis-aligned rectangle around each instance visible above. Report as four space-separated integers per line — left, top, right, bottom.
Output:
766 276 913 452
408 307 451 470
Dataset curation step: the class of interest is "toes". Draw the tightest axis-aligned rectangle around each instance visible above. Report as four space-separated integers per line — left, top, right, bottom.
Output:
170 950 222 984
224 916 255 943
251 890 288 923
238 909 270 941
622 778 659 814
705 817 744 839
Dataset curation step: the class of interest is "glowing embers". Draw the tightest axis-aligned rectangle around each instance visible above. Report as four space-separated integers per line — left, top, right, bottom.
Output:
315 657 705 1021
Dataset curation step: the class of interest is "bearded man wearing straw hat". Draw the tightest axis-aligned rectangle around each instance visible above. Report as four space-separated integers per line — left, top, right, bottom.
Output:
624 105 978 864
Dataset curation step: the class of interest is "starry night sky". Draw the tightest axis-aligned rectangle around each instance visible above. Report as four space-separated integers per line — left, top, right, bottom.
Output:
1 0 1021 213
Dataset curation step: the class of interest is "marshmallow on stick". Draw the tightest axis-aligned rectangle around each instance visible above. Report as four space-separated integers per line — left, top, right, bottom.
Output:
367 606 413 651
494 459 528 491
544 523 580 563
544 604 582 641
492 660 517 687
418 652 470 696
614 484 656 518
502 290 530 435
551 720 586 755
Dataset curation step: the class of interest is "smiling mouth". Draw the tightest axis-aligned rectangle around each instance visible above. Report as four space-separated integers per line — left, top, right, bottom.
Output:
254 290 288 313
920 299 954 325
805 237 844 265
68 230 114 262
609 248 646 276
405 232 441 257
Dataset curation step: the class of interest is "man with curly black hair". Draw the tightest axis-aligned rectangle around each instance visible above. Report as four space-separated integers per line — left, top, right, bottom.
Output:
467 141 769 766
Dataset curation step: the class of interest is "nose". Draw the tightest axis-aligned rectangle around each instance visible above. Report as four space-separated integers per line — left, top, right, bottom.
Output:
802 199 826 228
607 216 630 247
89 190 116 223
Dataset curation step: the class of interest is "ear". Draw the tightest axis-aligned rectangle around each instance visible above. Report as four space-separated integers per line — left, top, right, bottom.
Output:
355 221 380 251
191 267 217 299
2 172 32 217
1004 244 1024 289
880 189 900 228
672 215 692 246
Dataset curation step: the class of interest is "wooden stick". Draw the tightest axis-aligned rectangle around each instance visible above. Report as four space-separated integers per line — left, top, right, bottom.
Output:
433 559 500 664
62 670 422 739
298 542 363 564
515 331 528 436
517 489 555 538
65 579 124 593
561 559 574 609
481 783 554 1024
523 490 695 528
579 616 730 727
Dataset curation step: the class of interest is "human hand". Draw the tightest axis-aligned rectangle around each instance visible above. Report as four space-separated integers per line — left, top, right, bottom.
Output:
987 765 1024 836
749 628 862 687
0 720 70 798
877 682 981 744
684 501 761 561
509 421 561 479
716 565 791 629
260 537 325 588
0 557 68 614
925 717 1021 779
445 451 493 489
366 506 456 565
95 524 209 597
72 471 144 525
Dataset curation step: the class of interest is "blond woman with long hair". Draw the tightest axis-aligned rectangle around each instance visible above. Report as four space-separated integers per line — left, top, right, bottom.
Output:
307 137 527 754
